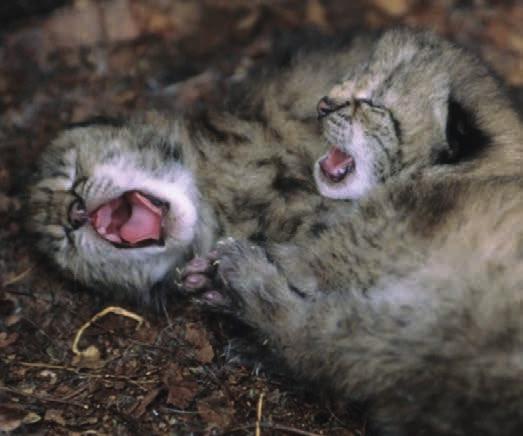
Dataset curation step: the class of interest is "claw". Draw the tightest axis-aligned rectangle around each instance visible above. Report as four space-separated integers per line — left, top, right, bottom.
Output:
203 290 228 305
216 237 235 246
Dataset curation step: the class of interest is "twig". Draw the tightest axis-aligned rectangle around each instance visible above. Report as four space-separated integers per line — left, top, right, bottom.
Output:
159 407 200 415
0 385 87 409
60 383 89 401
72 306 147 355
84 373 158 390
2 267 34 286
18 361 158 389
225 422 324 436
19 361 79 372
256 393 265 436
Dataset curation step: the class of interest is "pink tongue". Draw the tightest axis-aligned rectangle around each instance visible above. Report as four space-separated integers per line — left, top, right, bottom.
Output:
120 192 162 244
323 147 352 173
91 192 163 245
319 146 354 182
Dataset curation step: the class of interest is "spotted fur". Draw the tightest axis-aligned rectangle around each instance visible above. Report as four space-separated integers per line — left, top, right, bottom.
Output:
26 37 374 302
188 29 523 435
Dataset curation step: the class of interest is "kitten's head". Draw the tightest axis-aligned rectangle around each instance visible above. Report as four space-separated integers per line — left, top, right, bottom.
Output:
27 114 214 302
314 28 501 200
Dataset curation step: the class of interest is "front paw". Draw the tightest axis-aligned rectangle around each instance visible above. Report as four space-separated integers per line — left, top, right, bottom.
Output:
181 238 302 327
179 249 233 312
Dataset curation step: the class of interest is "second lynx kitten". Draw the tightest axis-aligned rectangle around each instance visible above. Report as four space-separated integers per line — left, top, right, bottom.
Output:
185 29 523 435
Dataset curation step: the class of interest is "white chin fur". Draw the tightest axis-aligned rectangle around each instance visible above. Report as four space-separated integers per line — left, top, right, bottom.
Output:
315 125 379 200
313 161 375 200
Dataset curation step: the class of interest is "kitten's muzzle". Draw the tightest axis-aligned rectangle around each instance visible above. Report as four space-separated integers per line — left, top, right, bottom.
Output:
68 198 89 229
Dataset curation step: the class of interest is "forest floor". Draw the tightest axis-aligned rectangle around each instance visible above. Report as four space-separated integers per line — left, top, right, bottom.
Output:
0 0 521 434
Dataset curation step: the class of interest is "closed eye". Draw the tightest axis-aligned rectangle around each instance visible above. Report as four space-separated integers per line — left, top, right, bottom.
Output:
357 98 374 106
70 177 87 199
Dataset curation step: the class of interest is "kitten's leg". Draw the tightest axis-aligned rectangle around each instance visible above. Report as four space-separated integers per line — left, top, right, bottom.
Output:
189 238 523 436
186 238 412 361
181 237 320 301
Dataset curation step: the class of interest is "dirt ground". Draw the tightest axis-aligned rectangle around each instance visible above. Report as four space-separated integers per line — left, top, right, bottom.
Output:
0 1 521 434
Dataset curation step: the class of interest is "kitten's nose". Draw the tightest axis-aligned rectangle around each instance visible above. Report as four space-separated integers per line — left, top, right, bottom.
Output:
317 97 353 119
68 198 88 229
317 96 337 119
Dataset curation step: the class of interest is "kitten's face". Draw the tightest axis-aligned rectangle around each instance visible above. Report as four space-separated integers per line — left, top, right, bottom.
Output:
314 31 453 200
315 96 402 200
27 119 201 301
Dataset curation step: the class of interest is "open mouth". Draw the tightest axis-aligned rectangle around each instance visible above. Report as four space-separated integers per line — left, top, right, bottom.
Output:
319 146 355 183
89 191 169 248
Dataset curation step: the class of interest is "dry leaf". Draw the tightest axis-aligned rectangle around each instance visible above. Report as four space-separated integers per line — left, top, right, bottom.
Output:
237 8 261 32
130 387 163 418
22 412 42 424
166 380 199 409
372 0 411 16
71 345 104 369
0 332 18 348
103 0 140 43
185 323 215 364
44 409 66 426
163 363 199 408
306 0 329 30
44 1 103 48
0 404 26 432
197 393 233 429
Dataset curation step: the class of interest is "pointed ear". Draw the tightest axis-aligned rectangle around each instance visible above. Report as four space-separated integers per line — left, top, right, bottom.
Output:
434 95 491 164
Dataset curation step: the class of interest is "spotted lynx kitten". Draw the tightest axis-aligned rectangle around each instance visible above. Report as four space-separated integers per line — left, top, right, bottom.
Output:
184 29 523 435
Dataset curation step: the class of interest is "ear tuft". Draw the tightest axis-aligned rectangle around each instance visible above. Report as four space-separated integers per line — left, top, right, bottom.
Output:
435 97 491 164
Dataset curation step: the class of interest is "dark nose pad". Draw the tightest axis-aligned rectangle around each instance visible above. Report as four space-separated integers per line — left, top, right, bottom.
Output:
68 198 88 229
317 96 337 119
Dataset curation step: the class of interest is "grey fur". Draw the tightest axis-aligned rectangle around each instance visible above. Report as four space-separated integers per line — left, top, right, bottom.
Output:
26 36 372 302
190 29 523 435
